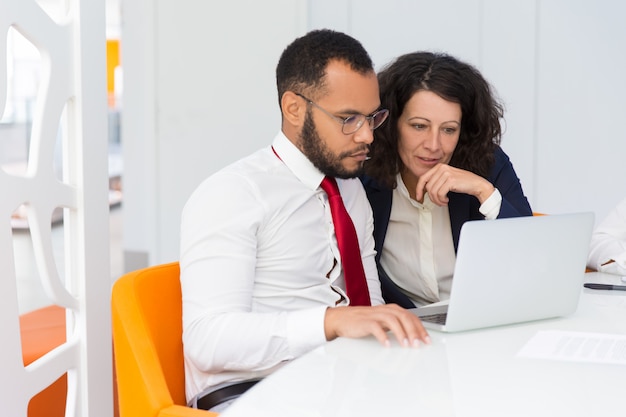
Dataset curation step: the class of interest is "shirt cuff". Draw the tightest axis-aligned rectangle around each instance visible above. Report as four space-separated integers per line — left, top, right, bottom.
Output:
598 252 626 275
479 188 502 220
285 305 328 358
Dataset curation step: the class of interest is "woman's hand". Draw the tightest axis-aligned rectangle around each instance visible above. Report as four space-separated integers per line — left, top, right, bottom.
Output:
416 163 495 206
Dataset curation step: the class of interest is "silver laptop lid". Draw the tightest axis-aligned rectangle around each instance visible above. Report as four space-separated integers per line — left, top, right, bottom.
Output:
415 212 594 332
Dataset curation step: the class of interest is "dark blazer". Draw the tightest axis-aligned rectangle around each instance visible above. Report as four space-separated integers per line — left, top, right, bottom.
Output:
361 146 533 308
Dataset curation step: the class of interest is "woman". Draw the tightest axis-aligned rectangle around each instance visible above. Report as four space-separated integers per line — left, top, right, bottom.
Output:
361 52 532 308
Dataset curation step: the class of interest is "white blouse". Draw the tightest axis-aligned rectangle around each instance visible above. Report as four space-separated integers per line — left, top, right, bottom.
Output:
380 173 501 307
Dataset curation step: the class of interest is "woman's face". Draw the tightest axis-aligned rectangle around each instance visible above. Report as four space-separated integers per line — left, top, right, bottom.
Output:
397 90 462 182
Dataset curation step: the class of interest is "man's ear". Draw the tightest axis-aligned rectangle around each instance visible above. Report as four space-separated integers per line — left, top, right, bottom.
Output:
281 91 305 128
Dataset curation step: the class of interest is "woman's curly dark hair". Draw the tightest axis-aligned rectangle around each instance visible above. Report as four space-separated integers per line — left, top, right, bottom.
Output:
365 52 504 189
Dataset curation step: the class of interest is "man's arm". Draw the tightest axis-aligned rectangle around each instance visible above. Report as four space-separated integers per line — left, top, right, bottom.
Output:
588 197 626 274
180 172 326 375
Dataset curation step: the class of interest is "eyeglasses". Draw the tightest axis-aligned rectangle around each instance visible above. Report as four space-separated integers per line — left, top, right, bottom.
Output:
295 93 389 135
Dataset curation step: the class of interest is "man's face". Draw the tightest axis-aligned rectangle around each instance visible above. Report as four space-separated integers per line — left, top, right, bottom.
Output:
298 60 381 179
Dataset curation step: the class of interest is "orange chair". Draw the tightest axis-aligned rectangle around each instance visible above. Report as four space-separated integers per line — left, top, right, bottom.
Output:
111 262 217 417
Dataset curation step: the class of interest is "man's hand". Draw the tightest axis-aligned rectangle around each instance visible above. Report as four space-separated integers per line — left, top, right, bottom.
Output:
324 304 431 347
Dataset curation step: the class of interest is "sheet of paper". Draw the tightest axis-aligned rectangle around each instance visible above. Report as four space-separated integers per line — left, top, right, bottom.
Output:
517 330 626 365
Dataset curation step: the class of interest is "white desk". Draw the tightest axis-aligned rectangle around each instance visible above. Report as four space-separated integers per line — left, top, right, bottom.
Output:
222 272 626 417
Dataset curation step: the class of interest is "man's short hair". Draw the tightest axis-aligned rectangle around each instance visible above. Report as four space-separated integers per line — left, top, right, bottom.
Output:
276 29 374 107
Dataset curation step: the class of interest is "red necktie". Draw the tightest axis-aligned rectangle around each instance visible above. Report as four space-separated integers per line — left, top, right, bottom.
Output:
320 176 371 306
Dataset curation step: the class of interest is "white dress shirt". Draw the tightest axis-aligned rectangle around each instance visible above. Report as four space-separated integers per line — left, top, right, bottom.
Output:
587 197 626 275
179 132 382 402
381 173 502 307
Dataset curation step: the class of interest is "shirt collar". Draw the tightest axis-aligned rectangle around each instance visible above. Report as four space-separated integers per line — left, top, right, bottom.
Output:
272 131 325 190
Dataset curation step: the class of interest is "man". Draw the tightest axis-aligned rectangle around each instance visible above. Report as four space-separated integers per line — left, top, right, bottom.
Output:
179 29 429 412
587 196 626 275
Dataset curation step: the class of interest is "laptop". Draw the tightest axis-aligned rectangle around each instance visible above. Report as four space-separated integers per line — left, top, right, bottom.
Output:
411 212 595 332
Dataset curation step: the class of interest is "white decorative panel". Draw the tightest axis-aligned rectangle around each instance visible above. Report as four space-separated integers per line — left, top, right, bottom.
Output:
0 0 112 416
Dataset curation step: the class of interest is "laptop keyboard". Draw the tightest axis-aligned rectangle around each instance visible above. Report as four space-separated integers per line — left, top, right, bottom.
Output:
420 313 448 325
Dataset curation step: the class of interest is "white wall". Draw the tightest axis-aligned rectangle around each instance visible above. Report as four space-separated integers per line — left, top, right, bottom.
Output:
122 0 626 266
122 0 307 268
534 1 626 216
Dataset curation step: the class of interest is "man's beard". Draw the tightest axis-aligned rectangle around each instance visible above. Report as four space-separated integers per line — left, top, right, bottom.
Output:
300 109 366 179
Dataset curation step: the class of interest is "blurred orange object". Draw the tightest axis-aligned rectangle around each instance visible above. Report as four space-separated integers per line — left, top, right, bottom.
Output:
20 305 67 417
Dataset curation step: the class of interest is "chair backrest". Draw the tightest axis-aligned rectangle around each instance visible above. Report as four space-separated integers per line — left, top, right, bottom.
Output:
111 262 215 417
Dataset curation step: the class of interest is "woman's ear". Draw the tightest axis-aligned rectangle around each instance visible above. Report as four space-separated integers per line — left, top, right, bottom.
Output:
281 91 305 128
